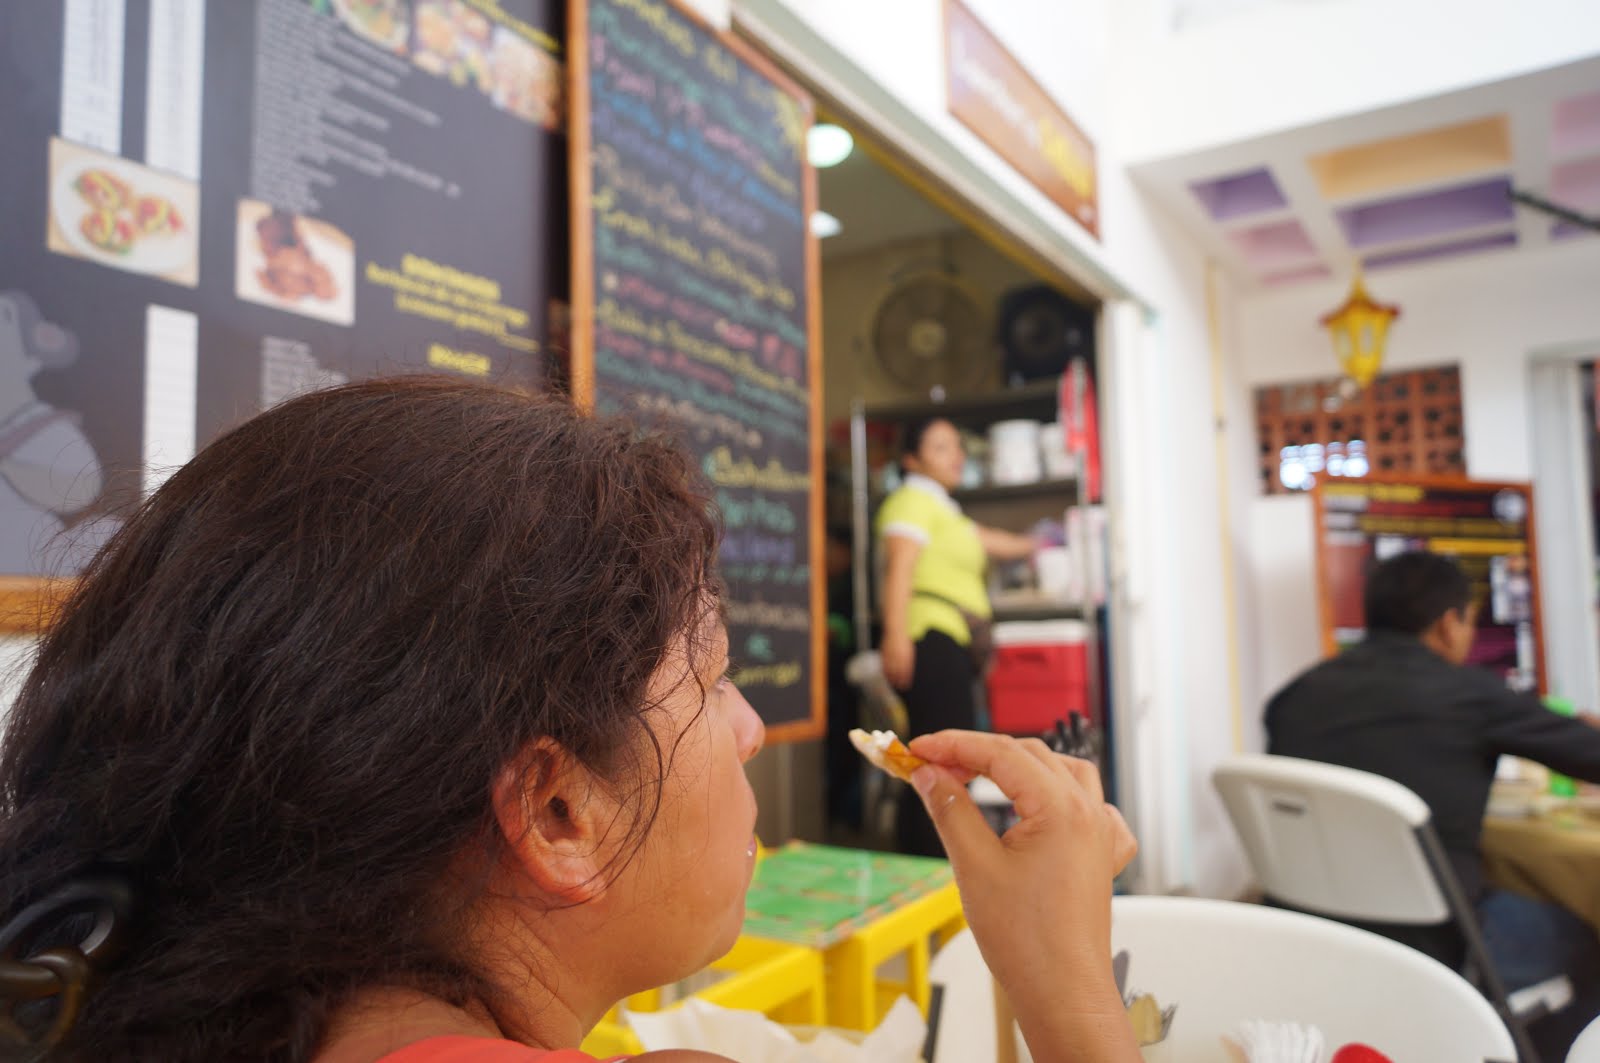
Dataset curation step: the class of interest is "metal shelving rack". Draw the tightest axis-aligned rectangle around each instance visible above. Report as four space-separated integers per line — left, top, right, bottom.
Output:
848 365 1104 744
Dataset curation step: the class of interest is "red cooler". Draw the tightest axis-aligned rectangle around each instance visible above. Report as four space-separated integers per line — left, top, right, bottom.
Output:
987 620 1090 735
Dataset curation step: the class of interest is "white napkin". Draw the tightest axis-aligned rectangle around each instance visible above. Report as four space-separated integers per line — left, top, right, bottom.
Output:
625 996 926 1063
1226 1020 1327 1063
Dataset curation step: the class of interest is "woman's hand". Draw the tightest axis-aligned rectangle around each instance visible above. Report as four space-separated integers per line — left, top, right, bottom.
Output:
976 524 1039 563
879 536 920 691
908 730 1140 1063
881 632 915 690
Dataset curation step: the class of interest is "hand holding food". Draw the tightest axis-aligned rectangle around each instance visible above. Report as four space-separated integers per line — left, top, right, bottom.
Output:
881 631 914 690
908 730 1141 1063
848 728 926 782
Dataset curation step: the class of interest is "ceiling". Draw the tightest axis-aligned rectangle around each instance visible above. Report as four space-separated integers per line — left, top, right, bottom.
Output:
815 144 962 261
1164 0 1332 31
1132 55 1600 291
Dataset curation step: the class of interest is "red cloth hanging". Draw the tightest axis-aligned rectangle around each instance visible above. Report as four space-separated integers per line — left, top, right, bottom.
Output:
1059 364 1101 502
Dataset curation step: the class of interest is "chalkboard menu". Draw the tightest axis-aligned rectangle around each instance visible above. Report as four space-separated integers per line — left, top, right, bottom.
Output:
0 0 565 597
1313 476 1546 693
570 0 823 738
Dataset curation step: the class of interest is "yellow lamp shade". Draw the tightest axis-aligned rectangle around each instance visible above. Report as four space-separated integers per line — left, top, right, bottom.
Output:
1320 275 1400 389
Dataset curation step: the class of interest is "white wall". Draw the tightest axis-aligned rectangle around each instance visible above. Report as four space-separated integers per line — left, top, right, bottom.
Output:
1113 0 1600 163
1237 240 1600 479
767 0 1111 142
765 0 1118 283
1234 238 1600 715
677 0 731 29
759 0 1250 895
1098 192 1255 898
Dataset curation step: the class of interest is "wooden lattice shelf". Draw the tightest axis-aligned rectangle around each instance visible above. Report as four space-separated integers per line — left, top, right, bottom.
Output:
1255 365 1465 495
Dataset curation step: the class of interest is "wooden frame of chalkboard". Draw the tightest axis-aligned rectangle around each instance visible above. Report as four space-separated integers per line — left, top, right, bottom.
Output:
0 578 65 635
1311 474 1548 694
569 0 825 742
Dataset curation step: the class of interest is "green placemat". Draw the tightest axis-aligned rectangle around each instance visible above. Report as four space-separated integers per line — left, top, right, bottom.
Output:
741 842 954 948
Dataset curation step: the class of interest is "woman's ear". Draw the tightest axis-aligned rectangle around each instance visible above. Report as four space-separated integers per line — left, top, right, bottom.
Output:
491 739 624 904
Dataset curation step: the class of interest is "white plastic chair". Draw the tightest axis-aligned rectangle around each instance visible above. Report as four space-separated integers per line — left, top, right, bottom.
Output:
926 927 1029 1063
927 898 1515 1063
1570 1014 1600 1062
1113 896 1517 1062
1214 753 1549 1061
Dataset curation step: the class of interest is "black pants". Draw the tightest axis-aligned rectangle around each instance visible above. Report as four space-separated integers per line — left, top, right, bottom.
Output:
896 629 977 858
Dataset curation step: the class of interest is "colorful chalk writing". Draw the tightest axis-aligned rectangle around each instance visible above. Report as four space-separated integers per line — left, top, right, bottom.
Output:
578 0 817 729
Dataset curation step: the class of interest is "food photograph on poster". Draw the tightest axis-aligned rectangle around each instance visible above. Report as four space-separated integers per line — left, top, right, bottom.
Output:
47 137 199 287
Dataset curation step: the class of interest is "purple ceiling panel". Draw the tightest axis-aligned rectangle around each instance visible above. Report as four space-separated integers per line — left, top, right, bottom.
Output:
1363 231 1517 271
1336 178 1513 248
1228 218 1317 271
1553 90 1600 160
1189 167 1287 223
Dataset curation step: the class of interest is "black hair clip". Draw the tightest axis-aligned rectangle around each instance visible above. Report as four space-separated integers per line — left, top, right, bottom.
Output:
0 874 137 1058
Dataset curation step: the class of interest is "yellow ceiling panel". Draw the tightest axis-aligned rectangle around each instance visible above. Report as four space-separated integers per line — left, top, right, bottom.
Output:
1308 116 1511 202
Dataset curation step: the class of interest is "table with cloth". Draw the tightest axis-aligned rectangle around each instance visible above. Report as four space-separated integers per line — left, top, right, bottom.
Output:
1482 805 1600 931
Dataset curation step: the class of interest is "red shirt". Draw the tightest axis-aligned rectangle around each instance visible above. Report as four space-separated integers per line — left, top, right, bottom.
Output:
378 1035 627 1063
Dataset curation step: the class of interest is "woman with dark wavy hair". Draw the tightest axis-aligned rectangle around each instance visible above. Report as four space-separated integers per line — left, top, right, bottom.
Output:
0 377 1138 1063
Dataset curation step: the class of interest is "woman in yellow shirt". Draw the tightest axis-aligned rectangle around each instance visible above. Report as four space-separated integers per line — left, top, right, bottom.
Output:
876 417 1036 855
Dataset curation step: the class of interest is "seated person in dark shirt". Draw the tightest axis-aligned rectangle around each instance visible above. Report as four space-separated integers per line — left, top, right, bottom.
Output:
1266 551 1600 1046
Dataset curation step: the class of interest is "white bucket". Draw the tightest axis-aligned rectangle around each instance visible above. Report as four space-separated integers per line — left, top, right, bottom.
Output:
1038 422 1077 480
988 419 1042 485
1035 546 1073 598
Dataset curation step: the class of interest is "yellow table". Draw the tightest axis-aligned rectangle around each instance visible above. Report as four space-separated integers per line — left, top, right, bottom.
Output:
740 841 967 1031
822 878 966 1031
585 842 967 1052
1482 810 1600 931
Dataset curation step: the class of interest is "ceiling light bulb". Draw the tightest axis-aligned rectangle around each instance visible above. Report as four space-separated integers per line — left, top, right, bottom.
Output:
810 211 842 238
807 124 854 168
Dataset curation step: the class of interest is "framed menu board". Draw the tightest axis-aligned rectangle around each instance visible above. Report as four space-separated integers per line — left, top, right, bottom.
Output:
0 0 566 630
1313 476 1546 694
569 0 823 739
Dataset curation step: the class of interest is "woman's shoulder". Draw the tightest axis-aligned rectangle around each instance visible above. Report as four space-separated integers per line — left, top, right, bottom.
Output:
377 1035 627 1063
877 482 948 532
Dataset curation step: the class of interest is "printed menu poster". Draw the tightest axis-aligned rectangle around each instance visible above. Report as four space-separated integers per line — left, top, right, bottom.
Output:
1314 477 1545 693
570 0 824 736
0 0 564 577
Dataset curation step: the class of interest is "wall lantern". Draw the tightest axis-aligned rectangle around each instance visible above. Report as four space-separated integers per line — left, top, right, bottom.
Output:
1320 273 1399 389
